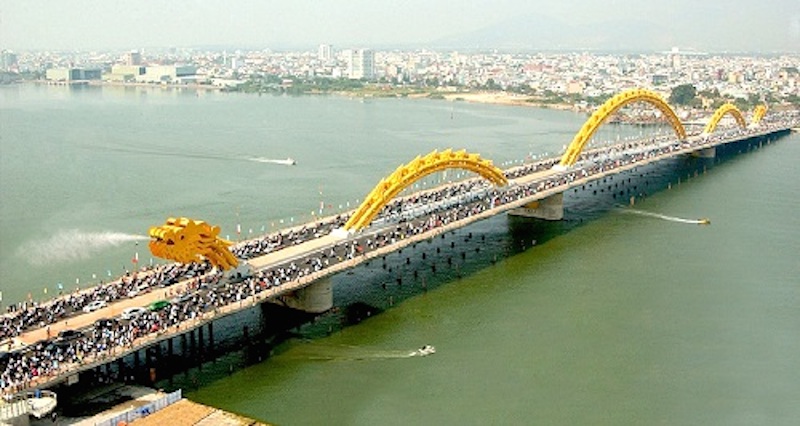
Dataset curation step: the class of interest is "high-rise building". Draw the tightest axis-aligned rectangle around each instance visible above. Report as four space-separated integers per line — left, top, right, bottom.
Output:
1 50 18 71
318 44 333 62
125 50 142 66
346 48 374 80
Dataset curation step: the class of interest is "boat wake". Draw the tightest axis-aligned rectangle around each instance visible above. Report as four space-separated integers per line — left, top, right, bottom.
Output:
287 344 433 362
618 207 710 225
80 143 296 166
18 230 149 266
246 157 296 166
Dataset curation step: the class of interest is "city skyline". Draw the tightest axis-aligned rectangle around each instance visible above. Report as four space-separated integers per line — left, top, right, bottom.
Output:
2 0 799 53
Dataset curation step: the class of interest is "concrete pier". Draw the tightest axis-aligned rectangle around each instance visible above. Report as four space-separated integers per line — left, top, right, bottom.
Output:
692 146 716 158
508 192 564 220
279 278 333 313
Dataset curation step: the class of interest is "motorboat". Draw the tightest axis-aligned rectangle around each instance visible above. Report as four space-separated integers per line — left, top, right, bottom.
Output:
697 218 711 225
415 345 436 356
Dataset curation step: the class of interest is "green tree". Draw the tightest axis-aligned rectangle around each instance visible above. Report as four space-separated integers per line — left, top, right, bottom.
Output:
669 84 697 106
483 78 501 91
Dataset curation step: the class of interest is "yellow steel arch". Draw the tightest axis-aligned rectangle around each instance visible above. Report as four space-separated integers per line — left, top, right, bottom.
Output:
558 89 687 167
751 104 768 125
703 103 746 134
343 149 508 231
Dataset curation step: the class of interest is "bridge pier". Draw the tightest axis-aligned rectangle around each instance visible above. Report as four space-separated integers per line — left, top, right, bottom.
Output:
508 192 564 220
117 358 125 383
279 278 333 313
198 325 205 363
692 146 716 158
207 322 215 360
189 328 197 360
180 333 188 372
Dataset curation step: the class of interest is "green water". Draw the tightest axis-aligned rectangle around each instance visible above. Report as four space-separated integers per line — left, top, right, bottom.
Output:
2 85 799 424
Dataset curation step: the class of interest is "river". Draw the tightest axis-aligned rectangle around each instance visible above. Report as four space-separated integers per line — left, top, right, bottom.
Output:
2 85 799 424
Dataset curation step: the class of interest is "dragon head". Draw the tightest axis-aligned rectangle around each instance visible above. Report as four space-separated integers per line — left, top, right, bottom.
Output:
148 217 238 270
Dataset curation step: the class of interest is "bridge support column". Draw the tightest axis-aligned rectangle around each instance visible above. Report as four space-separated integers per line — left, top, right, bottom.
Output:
508 192 564 220
189 328 197 360
692 146 716 158
117 358 125 383
207 322 215 360
280 278 333 313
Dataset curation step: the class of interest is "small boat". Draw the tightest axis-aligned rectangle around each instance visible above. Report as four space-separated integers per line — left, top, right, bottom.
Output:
415 345 436 356
697 218 711 225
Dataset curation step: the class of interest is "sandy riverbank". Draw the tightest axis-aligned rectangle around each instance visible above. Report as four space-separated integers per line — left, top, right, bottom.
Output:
440 91 576 110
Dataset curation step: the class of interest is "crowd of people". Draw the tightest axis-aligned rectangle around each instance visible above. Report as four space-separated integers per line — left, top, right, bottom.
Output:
0 263 211 342
1 116 798 396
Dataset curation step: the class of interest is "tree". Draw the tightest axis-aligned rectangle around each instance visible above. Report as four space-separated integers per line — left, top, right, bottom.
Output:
669 84 697 106
483 78 501 91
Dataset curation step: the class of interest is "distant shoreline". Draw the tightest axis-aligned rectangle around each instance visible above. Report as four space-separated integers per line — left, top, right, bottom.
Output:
24 79 581 112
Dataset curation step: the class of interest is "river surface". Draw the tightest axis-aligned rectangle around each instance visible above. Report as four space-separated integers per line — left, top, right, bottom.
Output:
2 85 799 424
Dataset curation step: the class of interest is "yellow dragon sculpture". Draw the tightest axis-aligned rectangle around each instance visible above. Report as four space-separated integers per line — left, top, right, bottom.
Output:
148 217 238 270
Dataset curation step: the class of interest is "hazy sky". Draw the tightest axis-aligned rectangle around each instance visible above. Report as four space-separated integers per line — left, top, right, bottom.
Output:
2 0 799 52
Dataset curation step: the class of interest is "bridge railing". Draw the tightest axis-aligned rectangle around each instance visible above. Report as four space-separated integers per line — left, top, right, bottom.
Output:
0 389 58 421
0 399 29 421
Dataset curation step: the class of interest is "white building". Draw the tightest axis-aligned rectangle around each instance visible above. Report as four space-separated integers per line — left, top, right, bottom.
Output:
318 44 333 62
137 65 197 83
107 65 145 82
346 48 374 80
45 68 102 81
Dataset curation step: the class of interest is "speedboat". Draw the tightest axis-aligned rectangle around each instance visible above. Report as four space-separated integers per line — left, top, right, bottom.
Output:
415 345 436 356
697 218 711 225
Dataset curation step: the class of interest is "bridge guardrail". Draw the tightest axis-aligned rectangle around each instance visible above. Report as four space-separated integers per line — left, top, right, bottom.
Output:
0 399 29 421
